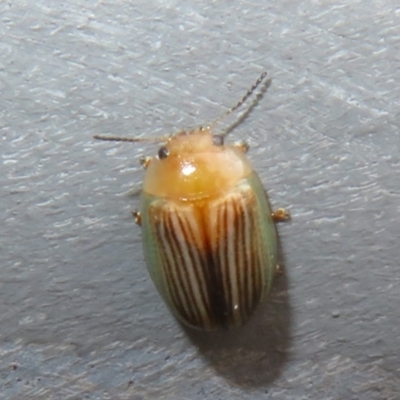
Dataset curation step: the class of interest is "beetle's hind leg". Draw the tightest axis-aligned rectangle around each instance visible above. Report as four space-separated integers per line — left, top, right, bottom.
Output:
272 208 290 222
275 264 283 276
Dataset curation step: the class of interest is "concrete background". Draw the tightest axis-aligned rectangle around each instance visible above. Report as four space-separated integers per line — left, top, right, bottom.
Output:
1 1 399 399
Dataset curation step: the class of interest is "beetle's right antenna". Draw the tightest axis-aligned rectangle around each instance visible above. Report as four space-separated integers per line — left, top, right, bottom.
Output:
209 71 268 132
94 72 269 143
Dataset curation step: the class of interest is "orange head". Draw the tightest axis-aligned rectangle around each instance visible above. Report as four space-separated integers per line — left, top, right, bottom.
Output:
142 128 253 201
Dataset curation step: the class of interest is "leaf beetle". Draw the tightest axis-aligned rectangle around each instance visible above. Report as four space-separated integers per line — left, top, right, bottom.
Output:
95 72 289 331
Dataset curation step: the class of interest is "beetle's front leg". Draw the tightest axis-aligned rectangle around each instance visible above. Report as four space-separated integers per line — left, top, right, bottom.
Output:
233 140 249 153
140 156 152 169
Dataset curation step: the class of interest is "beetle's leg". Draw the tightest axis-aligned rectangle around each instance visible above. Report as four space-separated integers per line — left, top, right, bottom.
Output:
275 264 283 276
132 210 141 226
272 208 290 222
140 156 152 169
233 140 249 153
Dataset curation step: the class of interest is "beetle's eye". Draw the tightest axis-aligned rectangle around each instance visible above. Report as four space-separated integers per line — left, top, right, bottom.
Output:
212 135 224 146
158 146 169 159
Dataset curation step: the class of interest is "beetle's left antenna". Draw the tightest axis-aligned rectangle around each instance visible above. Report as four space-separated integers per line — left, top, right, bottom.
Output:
209 71 268 132
93 134 169 143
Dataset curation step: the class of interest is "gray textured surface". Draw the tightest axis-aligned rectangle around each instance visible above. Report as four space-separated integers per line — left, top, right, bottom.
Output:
1 1 399 399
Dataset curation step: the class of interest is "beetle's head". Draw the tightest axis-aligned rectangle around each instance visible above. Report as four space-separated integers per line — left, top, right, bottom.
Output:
143 127 253 201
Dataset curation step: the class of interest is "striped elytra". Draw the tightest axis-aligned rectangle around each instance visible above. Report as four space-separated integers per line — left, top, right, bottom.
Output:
141 168 278 330
94 72 288 331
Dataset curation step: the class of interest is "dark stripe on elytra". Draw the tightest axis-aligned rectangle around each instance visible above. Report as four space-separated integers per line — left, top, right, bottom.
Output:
162 213 199 326
174 211 211 327
241 197 251 317
158 215 192 324
222 198 233 326
204 202 230 328
173 212 208 327
221 200 231 323
233 196 246 324
222 198 236 326
228 197 239 324
242 198 252 324
244 201 257 314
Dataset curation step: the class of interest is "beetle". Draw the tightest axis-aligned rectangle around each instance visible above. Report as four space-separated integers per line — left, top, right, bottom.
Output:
94 72 288 331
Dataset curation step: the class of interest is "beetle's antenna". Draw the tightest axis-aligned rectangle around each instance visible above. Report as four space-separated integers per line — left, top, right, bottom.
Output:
209 71 268 133
93 134 169 143
94 73 268 143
